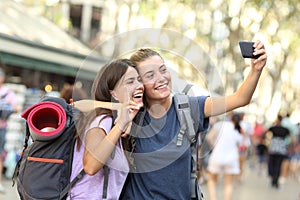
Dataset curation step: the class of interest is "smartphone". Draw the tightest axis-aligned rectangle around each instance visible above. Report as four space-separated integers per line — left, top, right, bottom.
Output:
239 41 259 59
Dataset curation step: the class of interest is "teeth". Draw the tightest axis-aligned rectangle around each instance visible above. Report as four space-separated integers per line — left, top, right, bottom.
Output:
157 84 167 89
133 94 143 98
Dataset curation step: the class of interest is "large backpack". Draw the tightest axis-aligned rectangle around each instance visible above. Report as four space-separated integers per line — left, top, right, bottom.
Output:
13 96 113 200
12 96 85 200
125 84 204 200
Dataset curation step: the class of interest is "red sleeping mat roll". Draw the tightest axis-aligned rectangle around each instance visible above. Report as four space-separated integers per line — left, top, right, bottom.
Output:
21 101 67 141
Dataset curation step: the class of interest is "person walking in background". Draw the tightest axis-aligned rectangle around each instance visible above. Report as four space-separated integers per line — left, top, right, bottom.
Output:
251 119 266 146
206 113 245 200
120 40 267 200
280 112 299 184
0 68 16 193
68 59 143 199
255 134 268 174
267 115 290 189
238 112 253 182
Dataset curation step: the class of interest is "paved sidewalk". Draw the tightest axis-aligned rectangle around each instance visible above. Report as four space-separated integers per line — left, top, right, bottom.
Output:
0 177 18 199
1 165 300 200
200 166 300 200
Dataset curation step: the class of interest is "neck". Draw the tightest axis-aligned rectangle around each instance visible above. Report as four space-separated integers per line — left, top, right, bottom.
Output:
146 96 172 118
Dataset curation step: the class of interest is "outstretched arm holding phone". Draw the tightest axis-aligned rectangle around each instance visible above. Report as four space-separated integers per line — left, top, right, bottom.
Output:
204 40 267 117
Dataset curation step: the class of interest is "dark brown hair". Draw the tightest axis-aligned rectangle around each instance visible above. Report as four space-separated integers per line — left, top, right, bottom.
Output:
75 59 136 148
231 113 242 133
60 85 88 104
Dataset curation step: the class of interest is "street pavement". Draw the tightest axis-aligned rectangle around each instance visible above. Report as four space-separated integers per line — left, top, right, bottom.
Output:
1 164 299 200
200 164 300 200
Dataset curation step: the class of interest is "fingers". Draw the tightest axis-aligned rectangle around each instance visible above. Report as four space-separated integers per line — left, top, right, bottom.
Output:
123 86 131 103
127 101 141 110
122 122 132 137
253 40 264 56
253 40 267 65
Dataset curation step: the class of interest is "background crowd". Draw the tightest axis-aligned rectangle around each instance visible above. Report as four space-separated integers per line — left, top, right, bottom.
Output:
197 111 300 199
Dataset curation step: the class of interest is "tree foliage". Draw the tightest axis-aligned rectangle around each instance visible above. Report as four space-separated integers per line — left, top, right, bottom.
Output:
27 0 300 122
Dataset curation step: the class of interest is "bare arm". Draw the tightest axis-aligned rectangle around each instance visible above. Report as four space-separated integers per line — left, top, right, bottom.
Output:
83 101 141 175
83 125 124 175
204 40 267 117
73 99 122 112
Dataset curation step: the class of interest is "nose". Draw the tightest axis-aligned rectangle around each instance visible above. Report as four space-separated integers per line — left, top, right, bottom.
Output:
135 80 144 90
156 72 166 83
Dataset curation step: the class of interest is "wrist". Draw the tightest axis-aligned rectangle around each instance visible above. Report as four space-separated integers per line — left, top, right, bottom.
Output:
116 121 127 132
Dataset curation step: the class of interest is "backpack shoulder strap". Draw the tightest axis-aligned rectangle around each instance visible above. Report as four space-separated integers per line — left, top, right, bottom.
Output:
12 122 31 186
102 165 110 199
174 93 196 146
174 90 203 199
181 83 193 95
126 107 146 171
60 169 86 199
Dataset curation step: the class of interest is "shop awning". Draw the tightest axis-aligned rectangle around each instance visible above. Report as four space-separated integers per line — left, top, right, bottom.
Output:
0 0 107 80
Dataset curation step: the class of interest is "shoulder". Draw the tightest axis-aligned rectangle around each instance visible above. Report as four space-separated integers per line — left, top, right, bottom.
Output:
195 95 209 103
89 115 113 133
95 115 113 125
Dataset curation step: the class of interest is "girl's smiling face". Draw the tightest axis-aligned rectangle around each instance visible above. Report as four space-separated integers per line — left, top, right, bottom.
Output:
136 55 172 103
111 66 144 107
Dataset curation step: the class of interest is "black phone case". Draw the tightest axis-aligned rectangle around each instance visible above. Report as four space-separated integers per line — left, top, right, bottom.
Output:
239 41 259 59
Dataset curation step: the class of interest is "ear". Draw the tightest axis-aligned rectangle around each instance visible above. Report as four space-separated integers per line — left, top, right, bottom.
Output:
109 90 119 101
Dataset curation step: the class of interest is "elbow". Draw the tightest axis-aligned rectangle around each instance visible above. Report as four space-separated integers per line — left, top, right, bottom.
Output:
83 165 97 176
83 160 104 176
240 99 251 107
243 97 253 107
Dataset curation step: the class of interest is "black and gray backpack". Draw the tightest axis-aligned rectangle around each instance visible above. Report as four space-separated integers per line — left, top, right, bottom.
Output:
12 96 85 200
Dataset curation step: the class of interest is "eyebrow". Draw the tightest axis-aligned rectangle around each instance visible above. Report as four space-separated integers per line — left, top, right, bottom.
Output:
124 77 135 82
159 64 166 69
142 64 165 76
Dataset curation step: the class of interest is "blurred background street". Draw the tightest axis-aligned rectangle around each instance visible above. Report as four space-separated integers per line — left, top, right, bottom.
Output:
0 0 299 199
1 163 299 200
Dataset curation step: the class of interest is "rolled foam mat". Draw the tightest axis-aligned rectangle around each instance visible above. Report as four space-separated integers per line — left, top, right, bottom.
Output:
21 101 67 141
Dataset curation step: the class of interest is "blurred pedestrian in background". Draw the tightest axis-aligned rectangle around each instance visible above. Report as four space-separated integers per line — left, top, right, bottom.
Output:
238 112 253 182
280 112 299 184
251 119 266 146
60 84 88 104
0 68 16 193
266 114 290 189
206 113 246 200
255 134 268 175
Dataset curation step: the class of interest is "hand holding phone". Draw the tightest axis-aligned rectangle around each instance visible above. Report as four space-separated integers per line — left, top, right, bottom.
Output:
239 41 259 59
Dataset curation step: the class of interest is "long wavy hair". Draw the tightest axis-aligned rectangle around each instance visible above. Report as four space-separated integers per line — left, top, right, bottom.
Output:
75 59 136 149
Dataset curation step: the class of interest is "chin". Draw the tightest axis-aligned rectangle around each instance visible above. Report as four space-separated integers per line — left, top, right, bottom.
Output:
158 91 171 99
